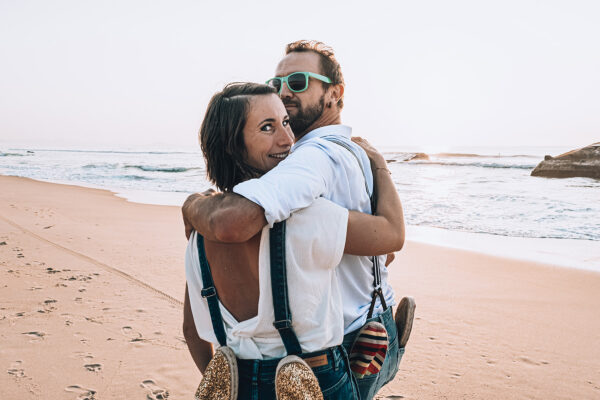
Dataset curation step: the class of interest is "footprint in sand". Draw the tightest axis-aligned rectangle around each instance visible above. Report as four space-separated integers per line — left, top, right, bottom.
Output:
22 331 45 341
84 363 102 372
517 356 541 366
122 326 145 342
41 299 58 313
72 351 94 360
140 379 169 399
74 332 89 344
65 385 96 400
7 361 25 378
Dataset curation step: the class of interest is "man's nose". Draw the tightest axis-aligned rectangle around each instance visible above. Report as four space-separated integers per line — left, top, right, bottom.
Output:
279 81 293 98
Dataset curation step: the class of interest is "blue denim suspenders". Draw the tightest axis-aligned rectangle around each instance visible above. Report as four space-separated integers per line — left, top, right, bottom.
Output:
197 222 303 354
269 221 303 355
323 137 388 319
196 233 228 347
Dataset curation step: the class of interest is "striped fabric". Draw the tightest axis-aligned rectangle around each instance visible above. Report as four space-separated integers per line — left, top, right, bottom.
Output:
349 321 388 379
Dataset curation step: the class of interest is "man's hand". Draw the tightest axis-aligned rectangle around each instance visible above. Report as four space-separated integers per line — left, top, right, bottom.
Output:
181 190 267 243
182 189 216 239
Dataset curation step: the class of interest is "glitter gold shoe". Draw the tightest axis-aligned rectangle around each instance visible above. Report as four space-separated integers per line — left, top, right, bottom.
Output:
195 346 238 400
275 355 323 400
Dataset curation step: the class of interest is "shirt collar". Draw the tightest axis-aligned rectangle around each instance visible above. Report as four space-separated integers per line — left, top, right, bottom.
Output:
294 125 352 147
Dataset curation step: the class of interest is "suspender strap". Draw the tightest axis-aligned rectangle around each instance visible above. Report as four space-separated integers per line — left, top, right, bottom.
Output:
270 221 303 356
196 233 228 347
324 137 376 213
324 136 388 318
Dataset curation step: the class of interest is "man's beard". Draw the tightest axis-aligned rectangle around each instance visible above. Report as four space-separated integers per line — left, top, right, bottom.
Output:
285 96 325 139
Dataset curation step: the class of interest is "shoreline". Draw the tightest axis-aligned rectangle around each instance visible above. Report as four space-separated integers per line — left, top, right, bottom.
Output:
3 173 597 273
1 175 599 399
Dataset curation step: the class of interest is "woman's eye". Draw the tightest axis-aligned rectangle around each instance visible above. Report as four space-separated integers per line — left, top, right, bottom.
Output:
261 124 273 132
283 119 289 127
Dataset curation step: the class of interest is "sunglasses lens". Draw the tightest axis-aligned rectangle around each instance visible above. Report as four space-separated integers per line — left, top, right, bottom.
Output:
268 78 282 92
287 73 308 92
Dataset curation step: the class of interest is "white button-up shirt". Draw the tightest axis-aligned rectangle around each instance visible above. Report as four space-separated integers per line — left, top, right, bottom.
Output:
233 124 396 333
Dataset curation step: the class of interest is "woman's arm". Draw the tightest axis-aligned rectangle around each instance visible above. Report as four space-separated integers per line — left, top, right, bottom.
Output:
183 285 214 374
344 137 405 256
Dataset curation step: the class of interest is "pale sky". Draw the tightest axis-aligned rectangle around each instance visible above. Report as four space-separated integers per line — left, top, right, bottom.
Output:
1 0 599 151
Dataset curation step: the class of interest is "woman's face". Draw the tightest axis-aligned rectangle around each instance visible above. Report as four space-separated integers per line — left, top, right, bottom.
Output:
243 94 294 172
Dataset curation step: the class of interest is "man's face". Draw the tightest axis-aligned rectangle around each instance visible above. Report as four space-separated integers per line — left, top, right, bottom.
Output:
274 52 327 138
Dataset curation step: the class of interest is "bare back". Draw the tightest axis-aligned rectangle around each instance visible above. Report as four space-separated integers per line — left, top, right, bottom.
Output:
203 232 261 322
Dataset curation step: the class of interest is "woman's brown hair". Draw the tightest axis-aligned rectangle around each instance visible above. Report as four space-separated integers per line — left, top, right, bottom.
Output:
199 82 278 192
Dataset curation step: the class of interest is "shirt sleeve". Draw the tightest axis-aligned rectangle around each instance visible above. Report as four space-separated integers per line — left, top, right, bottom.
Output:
233 141 337 227
287 197 349 270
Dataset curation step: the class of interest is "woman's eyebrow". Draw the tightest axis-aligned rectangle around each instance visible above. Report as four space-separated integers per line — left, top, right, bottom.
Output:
258 118 275 126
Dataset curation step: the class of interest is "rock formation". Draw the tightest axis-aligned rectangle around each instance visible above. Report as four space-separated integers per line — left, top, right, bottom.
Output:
399 152 429 161
531 143 600 179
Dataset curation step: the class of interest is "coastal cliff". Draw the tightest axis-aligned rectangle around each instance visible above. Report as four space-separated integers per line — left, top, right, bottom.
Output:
531 143 600 179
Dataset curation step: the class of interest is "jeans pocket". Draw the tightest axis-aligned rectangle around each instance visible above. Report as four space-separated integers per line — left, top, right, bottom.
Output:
318 368 353 399
381 337 400 387
355 373 378 400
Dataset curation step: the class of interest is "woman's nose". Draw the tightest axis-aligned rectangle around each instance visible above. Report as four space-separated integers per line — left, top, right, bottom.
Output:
278 127 294 147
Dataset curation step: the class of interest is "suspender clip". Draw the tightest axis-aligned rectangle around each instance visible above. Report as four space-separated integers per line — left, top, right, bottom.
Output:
201 287 217 298
273 319 293 330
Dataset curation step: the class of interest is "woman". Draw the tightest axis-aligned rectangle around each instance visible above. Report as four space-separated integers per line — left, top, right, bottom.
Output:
183 83 404 400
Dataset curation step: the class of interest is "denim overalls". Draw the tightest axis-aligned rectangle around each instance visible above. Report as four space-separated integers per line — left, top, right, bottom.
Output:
196 222 359 400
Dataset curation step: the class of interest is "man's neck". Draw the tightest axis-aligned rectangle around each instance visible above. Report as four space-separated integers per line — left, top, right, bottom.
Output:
296 111 342 141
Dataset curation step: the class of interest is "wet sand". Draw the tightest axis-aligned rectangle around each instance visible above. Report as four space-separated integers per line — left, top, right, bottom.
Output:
1 175 599 399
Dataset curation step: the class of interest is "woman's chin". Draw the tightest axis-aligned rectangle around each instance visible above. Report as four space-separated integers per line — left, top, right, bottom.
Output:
267 157 286 169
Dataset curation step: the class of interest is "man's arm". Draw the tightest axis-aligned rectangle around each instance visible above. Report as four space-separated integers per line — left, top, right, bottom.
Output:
182 191 267 242
183 285 214 374
344 137 405 256
183 143 335 242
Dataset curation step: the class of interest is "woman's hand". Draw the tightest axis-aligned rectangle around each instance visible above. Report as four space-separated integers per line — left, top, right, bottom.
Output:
351 136 387 169
344 136 405 257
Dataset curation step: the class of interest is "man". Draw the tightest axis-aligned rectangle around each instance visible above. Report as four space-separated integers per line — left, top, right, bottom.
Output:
183 40 415 399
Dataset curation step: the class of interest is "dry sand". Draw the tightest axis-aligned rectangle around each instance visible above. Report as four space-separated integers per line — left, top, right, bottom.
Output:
1 175 599 399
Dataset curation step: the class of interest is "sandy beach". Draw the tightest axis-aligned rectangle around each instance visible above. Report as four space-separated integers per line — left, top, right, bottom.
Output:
1 175 599 399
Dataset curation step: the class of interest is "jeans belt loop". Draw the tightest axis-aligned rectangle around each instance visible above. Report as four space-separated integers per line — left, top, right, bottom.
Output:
330 347 338 372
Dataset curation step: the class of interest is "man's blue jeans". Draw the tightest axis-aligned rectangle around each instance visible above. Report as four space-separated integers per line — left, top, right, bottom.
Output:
342 307 404 400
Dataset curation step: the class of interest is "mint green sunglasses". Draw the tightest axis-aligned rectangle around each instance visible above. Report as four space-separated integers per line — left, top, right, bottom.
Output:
266 72 332 94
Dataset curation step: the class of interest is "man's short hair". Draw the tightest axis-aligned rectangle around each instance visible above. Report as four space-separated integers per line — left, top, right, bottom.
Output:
285 40 345 109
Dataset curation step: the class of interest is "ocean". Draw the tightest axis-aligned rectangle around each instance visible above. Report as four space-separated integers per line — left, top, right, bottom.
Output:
2 145 599 270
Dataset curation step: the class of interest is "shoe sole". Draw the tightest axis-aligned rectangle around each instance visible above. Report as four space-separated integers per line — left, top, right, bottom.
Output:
395 297 416 348
218 346 239 400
